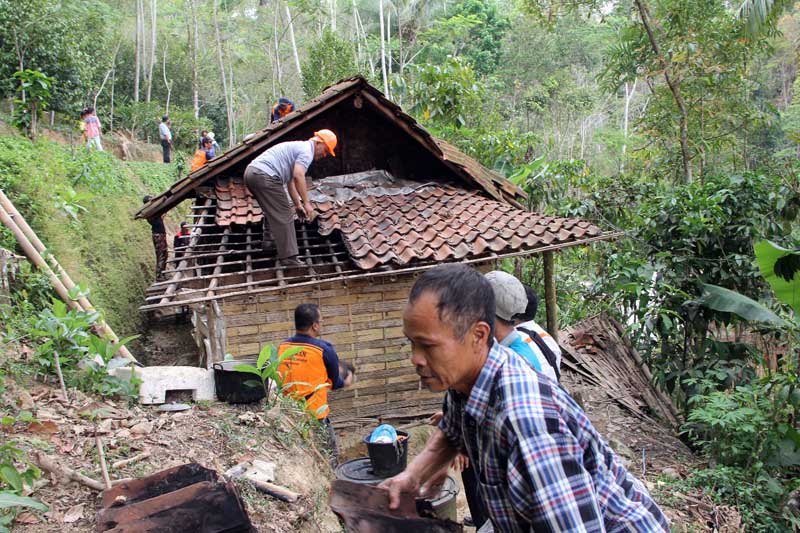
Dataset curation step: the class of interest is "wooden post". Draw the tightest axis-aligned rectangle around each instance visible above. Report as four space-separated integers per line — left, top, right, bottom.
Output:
543 251 558 343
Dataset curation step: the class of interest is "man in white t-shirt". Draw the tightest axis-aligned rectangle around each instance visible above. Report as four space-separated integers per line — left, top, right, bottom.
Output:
244 130 337 266
515 285 562 382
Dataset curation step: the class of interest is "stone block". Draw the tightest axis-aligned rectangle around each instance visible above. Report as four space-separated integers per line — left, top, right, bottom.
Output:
111 366 216 404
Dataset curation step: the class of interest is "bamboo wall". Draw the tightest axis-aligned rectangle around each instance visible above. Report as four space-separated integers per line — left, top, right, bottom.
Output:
221 273 444 422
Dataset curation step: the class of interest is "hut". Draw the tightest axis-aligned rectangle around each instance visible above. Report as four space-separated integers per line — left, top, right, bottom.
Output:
135 76 618 422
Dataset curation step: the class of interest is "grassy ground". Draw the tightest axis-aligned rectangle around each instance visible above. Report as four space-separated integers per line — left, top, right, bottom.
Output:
0 131 187 336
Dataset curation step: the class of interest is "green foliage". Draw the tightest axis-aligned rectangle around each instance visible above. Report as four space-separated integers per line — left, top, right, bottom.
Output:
0 135 164 333
395 56 483 129
234 344 304 406
755 240 800 315
0 440 45 530
11 69 53 139
0 0 113 113
419 0 509 76
301 29 358 100
696 283 784 325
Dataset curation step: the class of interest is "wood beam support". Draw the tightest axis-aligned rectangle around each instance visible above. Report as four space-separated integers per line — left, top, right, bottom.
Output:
543 250 558 343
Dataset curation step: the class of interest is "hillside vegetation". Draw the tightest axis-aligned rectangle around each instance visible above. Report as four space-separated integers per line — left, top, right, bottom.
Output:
0 132 180 334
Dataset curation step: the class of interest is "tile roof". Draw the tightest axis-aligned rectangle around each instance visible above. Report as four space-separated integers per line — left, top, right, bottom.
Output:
214 177 262 226
135 76 525 222
213 178 604 270
315 187 604 270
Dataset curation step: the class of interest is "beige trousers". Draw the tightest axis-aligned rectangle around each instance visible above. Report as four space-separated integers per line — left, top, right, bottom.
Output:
244 166 298 259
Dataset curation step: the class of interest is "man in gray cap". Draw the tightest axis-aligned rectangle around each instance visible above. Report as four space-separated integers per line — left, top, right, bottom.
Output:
485 270 542 373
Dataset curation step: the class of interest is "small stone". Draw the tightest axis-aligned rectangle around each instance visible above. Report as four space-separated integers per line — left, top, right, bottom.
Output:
661 467 680 480
116 428 131 439
130 421 153 435
18 390 34 410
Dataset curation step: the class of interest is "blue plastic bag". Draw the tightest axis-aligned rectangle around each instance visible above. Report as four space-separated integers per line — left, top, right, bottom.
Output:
369 424 398 444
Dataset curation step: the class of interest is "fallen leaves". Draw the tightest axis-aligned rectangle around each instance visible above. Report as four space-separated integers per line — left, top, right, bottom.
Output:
63 503 84 523
27 420 59 434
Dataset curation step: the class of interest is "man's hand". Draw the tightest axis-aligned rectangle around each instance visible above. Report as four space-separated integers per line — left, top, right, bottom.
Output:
378 470 420 510
452 453 469 472
428 411 443 426
303 201 315 222
295 203 307 220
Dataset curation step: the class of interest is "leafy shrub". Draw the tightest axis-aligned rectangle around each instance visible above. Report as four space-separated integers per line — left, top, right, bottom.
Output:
0 440 46 532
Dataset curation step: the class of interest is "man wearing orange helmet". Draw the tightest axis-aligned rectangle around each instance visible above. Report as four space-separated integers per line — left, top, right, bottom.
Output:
244 130 337 267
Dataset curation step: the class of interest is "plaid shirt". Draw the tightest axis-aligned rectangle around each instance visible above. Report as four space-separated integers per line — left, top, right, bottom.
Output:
439 341 669 532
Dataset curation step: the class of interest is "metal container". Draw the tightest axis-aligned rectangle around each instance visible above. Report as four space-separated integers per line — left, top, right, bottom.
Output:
212 359 266 404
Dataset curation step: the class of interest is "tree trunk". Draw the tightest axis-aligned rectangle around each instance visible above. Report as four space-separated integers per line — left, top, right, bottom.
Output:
110 68 115 132
146 0 157 102
134 0 142 102
621 78 637 171
285 2 302 79
352 0 361 67
163 43 172 114
634 0 692 182
273 5 282 87
330 0 336 31
212 0 233 148
379 0 389 96
189 0 199 119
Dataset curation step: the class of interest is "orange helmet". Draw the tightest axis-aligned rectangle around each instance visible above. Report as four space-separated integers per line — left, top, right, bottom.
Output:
313 129 337 157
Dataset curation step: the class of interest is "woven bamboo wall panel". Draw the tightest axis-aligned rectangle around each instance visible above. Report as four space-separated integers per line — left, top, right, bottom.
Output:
221 273 446 419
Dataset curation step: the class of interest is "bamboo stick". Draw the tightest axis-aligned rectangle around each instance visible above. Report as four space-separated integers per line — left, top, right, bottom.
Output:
141 232 622 311
0 195 137 362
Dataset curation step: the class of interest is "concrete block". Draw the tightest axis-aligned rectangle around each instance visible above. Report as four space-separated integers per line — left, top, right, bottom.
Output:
111 366 216 404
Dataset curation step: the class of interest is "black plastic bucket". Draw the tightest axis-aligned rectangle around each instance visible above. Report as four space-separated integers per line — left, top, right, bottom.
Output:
362 430 409 477
212 359 267 404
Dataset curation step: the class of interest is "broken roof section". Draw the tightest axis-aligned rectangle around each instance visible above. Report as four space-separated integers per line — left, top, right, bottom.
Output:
135 76 525 221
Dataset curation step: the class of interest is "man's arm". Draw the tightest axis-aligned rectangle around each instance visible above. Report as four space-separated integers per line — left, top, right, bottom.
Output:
506 426 604 531
321 343 345 389
291 163 314 221
378 428 459 509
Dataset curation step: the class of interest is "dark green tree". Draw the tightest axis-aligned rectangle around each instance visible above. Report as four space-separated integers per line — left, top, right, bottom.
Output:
301 29 359 99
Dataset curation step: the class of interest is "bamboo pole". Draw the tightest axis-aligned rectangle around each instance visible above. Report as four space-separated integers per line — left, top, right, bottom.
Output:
0 193 137 362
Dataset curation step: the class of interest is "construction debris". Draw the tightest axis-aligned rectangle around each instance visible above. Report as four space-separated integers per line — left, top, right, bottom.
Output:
96 463 252 532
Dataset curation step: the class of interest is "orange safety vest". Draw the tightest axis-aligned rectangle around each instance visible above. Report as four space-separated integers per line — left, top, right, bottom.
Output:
277 342 332 419
190 149 207 172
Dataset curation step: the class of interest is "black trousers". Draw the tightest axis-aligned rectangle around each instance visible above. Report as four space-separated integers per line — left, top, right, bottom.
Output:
462 464 489 528
161 140 171 163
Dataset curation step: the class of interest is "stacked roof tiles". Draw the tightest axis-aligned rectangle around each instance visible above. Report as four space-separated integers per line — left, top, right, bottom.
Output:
215 177 262 226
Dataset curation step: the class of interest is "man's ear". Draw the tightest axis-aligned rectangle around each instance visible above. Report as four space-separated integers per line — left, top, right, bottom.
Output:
470 321 491 349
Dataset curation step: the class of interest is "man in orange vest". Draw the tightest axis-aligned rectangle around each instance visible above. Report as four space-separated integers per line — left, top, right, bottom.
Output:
278 303 354 463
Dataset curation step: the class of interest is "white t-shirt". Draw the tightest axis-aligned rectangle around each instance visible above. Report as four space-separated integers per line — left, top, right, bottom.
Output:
516 319 562 383
159 122 172 141
248 140 314 185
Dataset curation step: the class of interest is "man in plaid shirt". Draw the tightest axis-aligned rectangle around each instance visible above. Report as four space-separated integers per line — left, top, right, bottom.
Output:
380 264 668 532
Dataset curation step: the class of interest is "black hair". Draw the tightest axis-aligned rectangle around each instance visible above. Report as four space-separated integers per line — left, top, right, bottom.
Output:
86 107 94 114
142 195 153 204
294 303 320 331
409 264 495 345
339 360 355 380
162 115 169 122
180 221 188 227
203 137 213 145
514 285 539 322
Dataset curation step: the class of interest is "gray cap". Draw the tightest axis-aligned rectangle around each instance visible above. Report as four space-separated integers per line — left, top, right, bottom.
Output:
485 270 527 321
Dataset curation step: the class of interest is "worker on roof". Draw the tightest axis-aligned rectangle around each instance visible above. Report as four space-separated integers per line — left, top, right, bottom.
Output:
142 195 168 281
379 264 669 532
243 129 337 267
271 97 295 123
278 303 355 466
190 137 214 172
173 222 191 260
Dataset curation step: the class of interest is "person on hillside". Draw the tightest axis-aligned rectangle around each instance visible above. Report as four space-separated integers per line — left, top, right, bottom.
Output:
198 129 209 149
271 97 295 123
173 222 191 260
515 285 562 383
84 107 103 151
78 109 88 144
190 138 214 172
243 129 337 267
379 264 669 532
142 195 167 281
278 303 355 464
159 115 172 163
207 131 220 159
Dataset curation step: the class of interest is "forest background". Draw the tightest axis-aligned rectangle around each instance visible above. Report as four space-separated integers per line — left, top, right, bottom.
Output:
1 0 800 529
